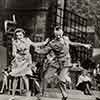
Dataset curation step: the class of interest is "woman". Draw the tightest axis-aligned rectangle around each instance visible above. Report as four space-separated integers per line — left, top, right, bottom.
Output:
9 28 48 100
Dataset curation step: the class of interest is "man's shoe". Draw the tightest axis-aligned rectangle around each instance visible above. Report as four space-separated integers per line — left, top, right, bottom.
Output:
36 96 41 100
62 97 68 100
96 97 100 100
88 92 92 95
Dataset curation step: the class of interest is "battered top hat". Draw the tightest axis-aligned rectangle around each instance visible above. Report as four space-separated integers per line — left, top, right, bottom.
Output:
14 28 25 34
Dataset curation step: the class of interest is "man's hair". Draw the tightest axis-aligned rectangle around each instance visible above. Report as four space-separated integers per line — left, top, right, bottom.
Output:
55 26 62 31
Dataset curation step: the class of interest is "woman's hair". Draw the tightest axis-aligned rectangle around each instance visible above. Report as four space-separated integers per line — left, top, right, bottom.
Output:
15 28 25 34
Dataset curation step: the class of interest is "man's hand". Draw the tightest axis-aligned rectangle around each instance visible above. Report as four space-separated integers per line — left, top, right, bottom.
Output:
34 47 40 53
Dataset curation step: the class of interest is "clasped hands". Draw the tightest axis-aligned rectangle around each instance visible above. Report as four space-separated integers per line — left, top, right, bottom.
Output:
84 44 92 49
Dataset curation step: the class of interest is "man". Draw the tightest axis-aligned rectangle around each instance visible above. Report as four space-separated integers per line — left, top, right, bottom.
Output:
35 26 91 100
76 70 92 95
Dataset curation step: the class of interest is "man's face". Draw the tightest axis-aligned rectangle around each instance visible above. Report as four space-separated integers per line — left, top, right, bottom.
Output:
54 29 63 39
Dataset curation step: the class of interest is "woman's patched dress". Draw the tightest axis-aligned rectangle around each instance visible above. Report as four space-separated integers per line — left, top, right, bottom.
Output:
10 38 33 77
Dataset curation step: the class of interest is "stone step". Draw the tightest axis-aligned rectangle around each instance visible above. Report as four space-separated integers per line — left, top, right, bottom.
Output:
43 88 100 100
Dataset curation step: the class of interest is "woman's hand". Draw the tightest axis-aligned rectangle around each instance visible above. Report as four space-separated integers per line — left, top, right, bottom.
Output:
43 38 50 45
31 38 50 47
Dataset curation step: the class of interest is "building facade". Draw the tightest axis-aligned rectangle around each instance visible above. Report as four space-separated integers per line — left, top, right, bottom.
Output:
0 0 93 65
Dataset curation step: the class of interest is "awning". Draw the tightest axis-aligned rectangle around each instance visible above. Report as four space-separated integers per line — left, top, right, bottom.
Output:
92 54 100 64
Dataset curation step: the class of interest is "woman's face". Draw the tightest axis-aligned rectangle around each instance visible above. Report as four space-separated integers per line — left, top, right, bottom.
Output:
16 31 24 40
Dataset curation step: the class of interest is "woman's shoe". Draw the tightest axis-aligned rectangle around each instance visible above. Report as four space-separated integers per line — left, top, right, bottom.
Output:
26 91 31 96
0 91 3 94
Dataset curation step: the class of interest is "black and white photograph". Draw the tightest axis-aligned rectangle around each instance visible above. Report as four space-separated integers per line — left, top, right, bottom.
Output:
0 0 100 100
